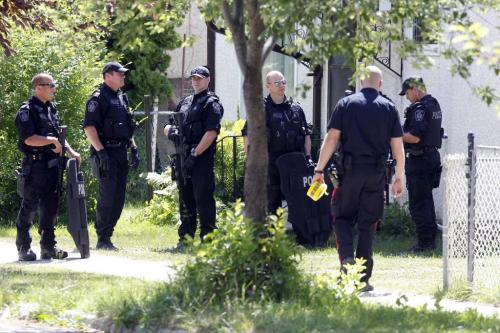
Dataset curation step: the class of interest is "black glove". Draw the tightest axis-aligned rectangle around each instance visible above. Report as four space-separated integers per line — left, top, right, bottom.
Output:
167 126 180 144
130 147 140 170
96 149 111 173
306 155 315 168
184 155 195 174
183 149 196 174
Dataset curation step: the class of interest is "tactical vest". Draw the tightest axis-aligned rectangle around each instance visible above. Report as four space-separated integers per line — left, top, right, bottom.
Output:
179 92 223 145
92 89 134 141
404 95 442 150
267 99 306 154
19 101 60 154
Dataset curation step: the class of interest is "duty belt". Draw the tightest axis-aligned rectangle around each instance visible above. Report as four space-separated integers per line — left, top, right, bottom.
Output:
406 146 437 157
103 140 128 148
25 152 57 161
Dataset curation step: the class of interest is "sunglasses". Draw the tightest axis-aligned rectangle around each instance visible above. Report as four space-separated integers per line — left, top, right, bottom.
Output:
38 83 57 88
270 79 286 87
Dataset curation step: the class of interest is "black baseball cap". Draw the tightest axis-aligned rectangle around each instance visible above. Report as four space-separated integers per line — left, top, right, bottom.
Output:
399 76 425 95
102 62 129 75
190 66 210 78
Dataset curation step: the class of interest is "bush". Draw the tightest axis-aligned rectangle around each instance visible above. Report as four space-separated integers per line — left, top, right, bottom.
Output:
0 12 105 225
124 125 153 204
100 203 367 331
177 203 305 304
380 201 415 237
132 170 179 226
214 120 246 203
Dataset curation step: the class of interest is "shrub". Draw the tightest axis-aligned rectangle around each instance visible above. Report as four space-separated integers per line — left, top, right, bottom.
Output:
101 204 367 331
0 13 105 225
134 170 179 226
176 202 305 305
214 120 246 203
124 125 152 204
380 201 415 237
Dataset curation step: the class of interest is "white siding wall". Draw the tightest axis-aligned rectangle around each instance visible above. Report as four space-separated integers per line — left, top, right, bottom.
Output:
295 63 314 124
214 34 242 121
166 5 207 79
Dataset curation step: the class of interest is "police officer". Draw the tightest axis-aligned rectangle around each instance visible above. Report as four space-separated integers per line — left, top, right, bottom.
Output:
14 73 81 261
242 70 312 213
399 76 442 253
313 66 405 291
83 62 139 251
164 66 223 249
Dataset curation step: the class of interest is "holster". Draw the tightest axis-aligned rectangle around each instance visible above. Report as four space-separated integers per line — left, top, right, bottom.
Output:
432 165 443 188
385 159 396 185
89 155 100 179
16 164 31 197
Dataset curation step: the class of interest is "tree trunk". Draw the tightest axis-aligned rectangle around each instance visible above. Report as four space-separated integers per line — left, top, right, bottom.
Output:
220 0 269 222
242 62 267 222
241 0 268 222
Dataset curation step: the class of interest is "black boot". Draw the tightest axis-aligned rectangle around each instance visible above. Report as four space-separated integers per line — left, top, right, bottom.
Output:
18 248 37 261
96 238 118 251
41 246 68 260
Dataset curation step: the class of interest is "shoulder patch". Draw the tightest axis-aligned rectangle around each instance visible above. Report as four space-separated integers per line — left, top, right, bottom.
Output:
290 102 302 113
414 109 425 122
212 102 222 116
19 108 30 122
87 100 99 113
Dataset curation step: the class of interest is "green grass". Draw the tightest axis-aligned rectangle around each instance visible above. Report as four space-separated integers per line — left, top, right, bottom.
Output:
97 278 500 333
1 203 499 332
0 265 157 329
1 205 497 303
161 301 500 333
0 204 187 262
301 234 443 296
0 256 498 333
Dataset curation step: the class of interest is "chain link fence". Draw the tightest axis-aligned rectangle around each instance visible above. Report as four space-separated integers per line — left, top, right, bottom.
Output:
443 134 500 294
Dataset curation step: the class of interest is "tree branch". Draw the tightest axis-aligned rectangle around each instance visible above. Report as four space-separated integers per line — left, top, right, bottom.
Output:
261 35 277 62
221 0 247 73
206 20 225 35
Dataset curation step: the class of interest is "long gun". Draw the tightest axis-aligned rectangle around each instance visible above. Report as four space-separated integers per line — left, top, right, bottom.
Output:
167 111 189 185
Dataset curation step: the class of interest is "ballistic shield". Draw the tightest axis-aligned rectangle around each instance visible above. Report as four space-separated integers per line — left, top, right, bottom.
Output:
66 157 90 258
276 152 333 247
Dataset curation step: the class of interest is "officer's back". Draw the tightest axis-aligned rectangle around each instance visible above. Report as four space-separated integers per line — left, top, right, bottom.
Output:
335 88 399 158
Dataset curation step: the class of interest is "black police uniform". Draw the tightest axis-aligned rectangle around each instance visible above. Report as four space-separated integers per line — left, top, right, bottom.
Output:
329 88 403 283
14 96 61 252
174 89 223 242
403 94 442 249
242 95 311 213
83 83 134 244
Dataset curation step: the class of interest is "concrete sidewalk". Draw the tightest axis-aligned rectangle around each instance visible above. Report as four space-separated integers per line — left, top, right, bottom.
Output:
360 290 500 318
0 240 176 282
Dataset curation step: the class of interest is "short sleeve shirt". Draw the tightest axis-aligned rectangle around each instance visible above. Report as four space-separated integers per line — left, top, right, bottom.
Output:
328 88 402 157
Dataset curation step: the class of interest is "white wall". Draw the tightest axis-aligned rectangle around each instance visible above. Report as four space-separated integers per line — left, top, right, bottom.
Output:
214 34 315 122
166 5 207 79
214 34 242 121
402 12 500 154
295 63 314 124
